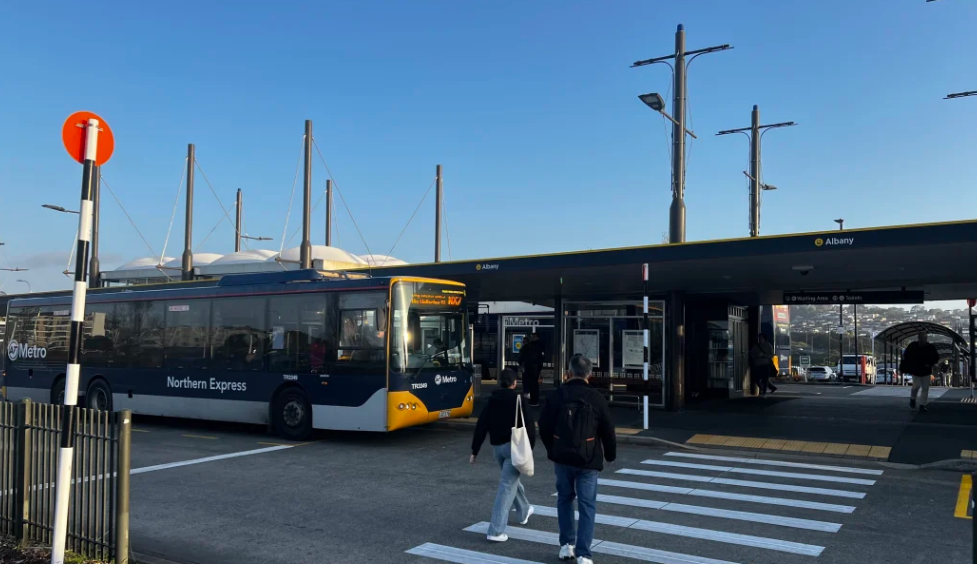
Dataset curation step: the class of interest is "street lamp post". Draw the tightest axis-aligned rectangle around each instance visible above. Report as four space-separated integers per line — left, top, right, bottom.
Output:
631 24 732 244
637 93 698 138
16 279 30 293
835 218 844 378
717 106 796 237
43 203 101 287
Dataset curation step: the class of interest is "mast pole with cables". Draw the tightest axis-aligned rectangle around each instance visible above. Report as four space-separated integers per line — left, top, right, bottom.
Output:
326 179 333 247
435 164 443 262
235 188 243 252
300 120 313 269
182 144 194 280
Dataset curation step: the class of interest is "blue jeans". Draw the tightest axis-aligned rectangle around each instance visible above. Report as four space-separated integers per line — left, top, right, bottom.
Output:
554 463 599 558
489 443 531 536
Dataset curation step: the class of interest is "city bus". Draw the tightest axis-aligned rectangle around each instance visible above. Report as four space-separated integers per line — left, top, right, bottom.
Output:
2 270 474 438
760 305 792 377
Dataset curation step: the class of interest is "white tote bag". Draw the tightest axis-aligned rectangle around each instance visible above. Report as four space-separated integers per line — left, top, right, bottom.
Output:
510 395 535 476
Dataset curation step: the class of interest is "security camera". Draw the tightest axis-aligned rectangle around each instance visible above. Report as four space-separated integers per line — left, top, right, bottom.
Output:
792 265 814 276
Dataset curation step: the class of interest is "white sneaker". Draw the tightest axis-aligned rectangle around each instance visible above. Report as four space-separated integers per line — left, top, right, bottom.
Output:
576 557 594 564
487 533 508 542
559 544 575 560
520 506 534 525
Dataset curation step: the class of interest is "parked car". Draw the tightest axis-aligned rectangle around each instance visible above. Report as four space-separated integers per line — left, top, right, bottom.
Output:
808 366 836 382
876 368 900 385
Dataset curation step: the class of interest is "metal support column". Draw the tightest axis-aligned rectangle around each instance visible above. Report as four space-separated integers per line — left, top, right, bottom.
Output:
234 188 243 252
181 144 194 281
300 120 313 269
970 304 975 397
115 410 131 564
552 281 565 387
668 291 685 410
749 106 760 237
669 26 687 244
89 166 101 288
325 179 333 247
435 164 443 262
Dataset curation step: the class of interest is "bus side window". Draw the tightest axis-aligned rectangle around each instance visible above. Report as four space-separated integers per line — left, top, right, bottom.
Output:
211 297 268 371
164 300 212 370
267 294 328 373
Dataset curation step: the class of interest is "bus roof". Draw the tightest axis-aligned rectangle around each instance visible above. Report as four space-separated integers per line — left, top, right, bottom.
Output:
5 270 464 309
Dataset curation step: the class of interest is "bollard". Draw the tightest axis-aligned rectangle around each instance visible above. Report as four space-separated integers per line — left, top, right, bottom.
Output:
115 410 132 564
972 471 976 564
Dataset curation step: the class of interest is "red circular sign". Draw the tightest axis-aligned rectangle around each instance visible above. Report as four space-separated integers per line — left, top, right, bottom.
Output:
62 111 114 166
968 298 976 309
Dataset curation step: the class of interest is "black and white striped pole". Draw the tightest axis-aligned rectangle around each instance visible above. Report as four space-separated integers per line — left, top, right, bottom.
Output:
642 263 650 430
53 112 113 564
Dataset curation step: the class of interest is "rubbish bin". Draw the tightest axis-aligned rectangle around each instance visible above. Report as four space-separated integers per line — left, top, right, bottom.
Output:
472 364 482 396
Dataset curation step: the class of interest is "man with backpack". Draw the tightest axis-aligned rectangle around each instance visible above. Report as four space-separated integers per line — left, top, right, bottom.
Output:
538 354 616 564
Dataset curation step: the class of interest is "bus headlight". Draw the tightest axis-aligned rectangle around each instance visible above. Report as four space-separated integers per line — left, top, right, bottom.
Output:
398 403 406 410
411 403 417 410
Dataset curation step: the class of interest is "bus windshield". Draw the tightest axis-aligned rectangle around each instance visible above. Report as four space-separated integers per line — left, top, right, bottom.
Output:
390 281 467 373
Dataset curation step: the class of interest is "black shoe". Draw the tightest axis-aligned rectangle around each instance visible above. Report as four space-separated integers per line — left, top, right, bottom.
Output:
920 405 928 413
910 399 916 409
769 386 777 393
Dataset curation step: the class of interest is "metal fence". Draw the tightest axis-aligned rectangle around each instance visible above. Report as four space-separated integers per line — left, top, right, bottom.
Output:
0 399 131 562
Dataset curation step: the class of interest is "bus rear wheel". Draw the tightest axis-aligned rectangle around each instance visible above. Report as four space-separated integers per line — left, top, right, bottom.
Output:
273 388 312 441
86 380 113 411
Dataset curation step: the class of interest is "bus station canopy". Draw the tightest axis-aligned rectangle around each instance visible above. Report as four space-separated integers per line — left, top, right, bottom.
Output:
361 220 977 305
875 321 968 348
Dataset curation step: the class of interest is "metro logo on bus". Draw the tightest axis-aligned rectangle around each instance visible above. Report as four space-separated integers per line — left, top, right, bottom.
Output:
7 340 47 362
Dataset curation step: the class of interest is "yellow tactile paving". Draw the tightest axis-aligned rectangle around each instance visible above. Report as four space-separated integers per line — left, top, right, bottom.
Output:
760 439 787 450
616 427 642 435
961 450 976 459
681 433 892 460
801 442 830 454
822 443 851 455
869 446 892 460
779 440 808 452
844 444 872 457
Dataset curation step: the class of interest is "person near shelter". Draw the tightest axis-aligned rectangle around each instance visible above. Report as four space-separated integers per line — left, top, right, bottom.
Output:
470 368 536 542
749 333 778 396
901 331 940 412
519 332 544 406
538 354 616 564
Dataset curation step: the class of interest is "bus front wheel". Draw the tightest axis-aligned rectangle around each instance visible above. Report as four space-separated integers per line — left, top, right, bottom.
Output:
273 388 312 440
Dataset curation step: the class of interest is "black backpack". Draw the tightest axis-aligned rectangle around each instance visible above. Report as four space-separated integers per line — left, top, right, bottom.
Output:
552 386 599 466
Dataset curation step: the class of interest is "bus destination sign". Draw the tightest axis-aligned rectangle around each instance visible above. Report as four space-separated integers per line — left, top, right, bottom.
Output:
411 293 463 307
783 291 924 305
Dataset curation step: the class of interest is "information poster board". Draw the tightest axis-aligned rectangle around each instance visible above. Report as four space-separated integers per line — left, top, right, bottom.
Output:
800 355 811 367
622 330 645 368
573 329 600 367
511 334 525 355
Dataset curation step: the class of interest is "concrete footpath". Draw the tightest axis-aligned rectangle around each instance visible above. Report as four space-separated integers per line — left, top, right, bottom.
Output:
459 382 977 467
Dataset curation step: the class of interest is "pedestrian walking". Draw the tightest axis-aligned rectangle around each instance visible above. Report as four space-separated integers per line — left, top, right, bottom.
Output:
470 368 536 542
538 354 616 564
520 332 544 406
900 331 940 412
749 333 777 396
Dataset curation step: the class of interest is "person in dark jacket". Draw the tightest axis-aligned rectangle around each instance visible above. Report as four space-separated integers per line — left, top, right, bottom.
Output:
902 331 940 412
519 333 544 406
538 354 616 564
471 368 536 542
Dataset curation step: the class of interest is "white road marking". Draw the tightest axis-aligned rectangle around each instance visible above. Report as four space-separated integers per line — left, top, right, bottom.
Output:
664 452 884 476
463 522 744 564
593 493 842 533
640 459 877 485
599 478 856 513
617 468 866 499
407 543 545 564
529 506 824 556
130 445 293 475
854 386 948 399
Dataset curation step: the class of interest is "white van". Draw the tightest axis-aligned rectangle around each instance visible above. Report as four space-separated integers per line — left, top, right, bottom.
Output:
837 355 877 384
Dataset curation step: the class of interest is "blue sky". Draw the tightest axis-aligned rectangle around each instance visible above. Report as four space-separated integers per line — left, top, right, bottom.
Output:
1 0 975 308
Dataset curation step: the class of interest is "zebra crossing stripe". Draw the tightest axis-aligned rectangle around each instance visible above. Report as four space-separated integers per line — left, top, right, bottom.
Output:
599 478 857 513
640 459 877 485
617 468 867 499
663 452 884 476
530 506 824 556
594 494 843 533
463 522 745 564
406 543 545 564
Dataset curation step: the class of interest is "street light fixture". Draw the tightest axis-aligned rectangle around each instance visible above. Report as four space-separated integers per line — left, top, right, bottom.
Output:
834 218 845 231
638 93 698 139
946 90 977 100
742 171 777 191
241 235 273 242
0 268 28 272
16 279 30 293
42 204 80 214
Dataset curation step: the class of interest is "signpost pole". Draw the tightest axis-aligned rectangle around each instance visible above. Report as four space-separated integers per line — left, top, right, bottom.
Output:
51 118 100 564
968 300 975 398
642 264 650 430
